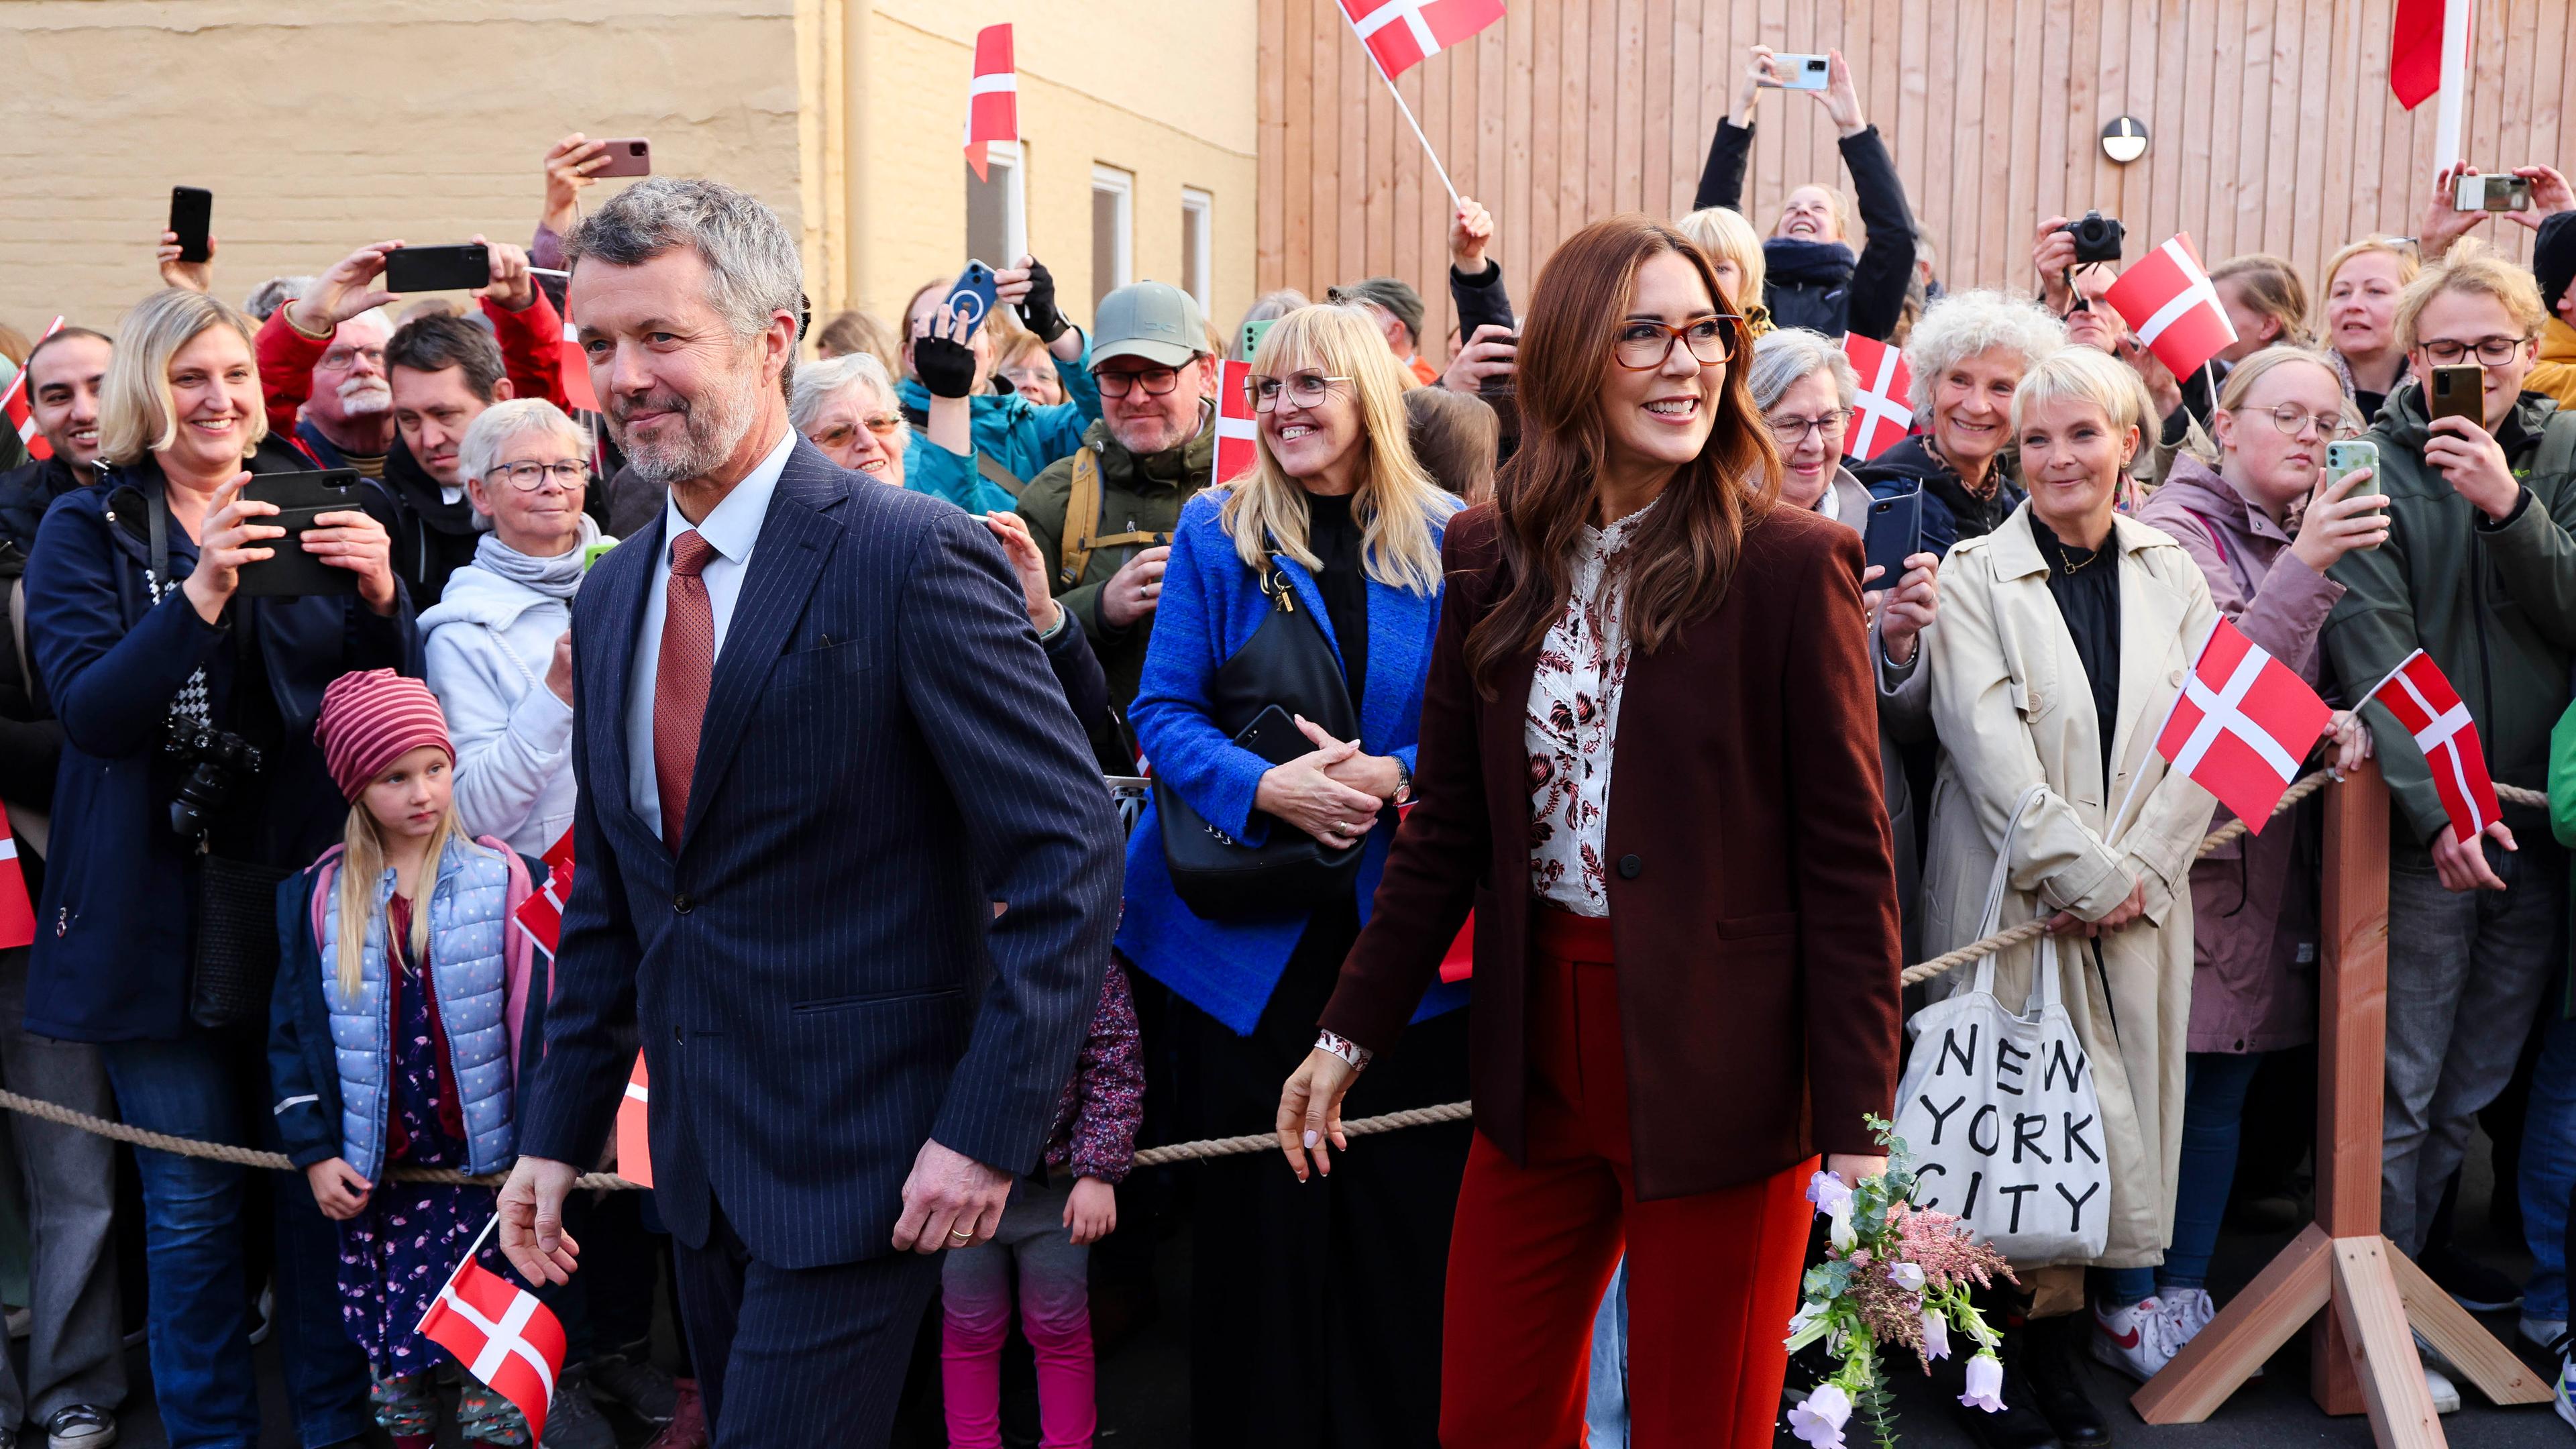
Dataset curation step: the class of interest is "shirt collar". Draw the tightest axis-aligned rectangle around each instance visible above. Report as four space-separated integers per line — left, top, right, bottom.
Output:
661 425 796 566
1583 494 1662 554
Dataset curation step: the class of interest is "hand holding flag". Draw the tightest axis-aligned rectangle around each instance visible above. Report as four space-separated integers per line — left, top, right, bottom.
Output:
2368 649 2513 889
418 1219 567 1442
2105 235 2237 382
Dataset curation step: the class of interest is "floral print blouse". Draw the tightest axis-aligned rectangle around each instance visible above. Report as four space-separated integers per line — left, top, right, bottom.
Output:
1525 498 1658 916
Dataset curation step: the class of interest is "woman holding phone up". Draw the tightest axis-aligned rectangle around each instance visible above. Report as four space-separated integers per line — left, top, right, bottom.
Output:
1277 217 1902 1449
23 288 409 1449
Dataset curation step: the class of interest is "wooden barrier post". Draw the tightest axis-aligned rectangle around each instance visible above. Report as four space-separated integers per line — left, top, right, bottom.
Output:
2131 763 2547 1446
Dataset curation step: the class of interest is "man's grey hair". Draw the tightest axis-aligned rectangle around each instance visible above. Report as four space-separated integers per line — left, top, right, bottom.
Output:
457 398 589 488
1746 327 1859 413
788 352 898 433
243 276 314 322
1902 289 2067 416
564 177 804 350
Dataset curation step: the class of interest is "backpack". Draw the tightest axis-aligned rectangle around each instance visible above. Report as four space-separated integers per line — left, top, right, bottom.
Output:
1057 445 1173 587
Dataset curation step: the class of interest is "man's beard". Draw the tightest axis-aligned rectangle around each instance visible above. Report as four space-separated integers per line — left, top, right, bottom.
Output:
612 364 762 488
335 376 392 417
1108 402 1202 460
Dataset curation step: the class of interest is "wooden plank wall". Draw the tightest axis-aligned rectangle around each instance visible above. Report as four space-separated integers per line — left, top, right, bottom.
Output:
1256 0 2576 358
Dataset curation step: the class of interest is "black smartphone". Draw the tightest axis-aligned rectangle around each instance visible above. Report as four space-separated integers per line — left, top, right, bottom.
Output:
169 186 213 264
1233 704 1316 767
383 244 492 294
1862 486 1923 586
2427 364 2485 430
233 470 366 598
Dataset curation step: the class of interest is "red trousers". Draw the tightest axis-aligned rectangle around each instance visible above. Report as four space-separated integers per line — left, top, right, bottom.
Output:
1439 910 1815 1449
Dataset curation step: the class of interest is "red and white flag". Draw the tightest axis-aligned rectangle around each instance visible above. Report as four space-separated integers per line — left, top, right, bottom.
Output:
1841 333 1914 461
963 24 1018 182
1338 0 1505 79
418 1234 566 1442
616 1051 653 1189
2369 649 2503 843
2106 234 2238 382
3 318 66 461
557 311 599 414
1216 359 1260 484
2153 618 2332 831
513 829 575 956
0 812 35 952
2390 0 2457 108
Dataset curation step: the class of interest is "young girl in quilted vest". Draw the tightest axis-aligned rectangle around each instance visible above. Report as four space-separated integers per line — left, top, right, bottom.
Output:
268 669 550 1448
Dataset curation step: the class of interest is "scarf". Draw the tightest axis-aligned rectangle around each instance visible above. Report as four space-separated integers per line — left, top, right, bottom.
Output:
1762 237 1858 286
472 514 598 601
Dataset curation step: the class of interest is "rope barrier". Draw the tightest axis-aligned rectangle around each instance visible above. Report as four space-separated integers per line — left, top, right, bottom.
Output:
0 772 2549 1177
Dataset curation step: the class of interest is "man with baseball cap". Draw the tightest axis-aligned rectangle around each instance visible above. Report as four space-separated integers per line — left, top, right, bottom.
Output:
1330 275 1439 386
1018 279 1220 712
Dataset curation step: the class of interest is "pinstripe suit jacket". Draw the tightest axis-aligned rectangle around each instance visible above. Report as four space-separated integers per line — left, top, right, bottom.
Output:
517 437 1124 1269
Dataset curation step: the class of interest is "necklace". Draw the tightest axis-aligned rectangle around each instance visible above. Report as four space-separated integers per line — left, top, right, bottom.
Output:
2055 544 2102 576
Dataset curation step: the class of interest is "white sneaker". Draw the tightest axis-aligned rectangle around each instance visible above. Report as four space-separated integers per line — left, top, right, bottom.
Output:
2525 1315 2569 1351
2423 1362 2462 1415
2161 1287 2217 1348
2555 1350 2576 1431
2092 1296 2178 1382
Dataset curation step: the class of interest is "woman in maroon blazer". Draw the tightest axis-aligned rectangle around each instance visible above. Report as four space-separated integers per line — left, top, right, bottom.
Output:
1277 215 1904 1448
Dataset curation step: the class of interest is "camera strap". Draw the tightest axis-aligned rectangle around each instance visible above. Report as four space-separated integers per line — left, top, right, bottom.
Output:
142 481 213 732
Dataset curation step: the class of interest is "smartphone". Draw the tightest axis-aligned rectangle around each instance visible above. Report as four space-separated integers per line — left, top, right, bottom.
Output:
583 540 617 572
943 261 998 341
2427 364 2485 429
383 244 492 294
2454 173 2534 212
1764 52 1831 91
594 138 652 178
234 470 366 598
168 186 213 264
1862 486 1923 587
1239 318 1277 362
2324 440 2379 496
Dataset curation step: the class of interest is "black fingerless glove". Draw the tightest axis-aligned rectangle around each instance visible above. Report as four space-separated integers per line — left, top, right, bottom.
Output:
915 332 977 400
1016 260 1071 343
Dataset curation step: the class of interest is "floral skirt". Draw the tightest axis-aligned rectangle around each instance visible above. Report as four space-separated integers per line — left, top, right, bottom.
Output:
337 1179 500 1375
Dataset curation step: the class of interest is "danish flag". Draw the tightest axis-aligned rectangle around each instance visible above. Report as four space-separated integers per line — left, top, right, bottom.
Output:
2368 649 2503 843
1338 0 1505 79
417 1230 566 1442
3 318 66 461
1841 333 1914 461
963 24 1018 182
2152 617 2332 831
0 812 35 951
2106 234 2238 382
616 1051 653 1189
1216 360 1260 484
557 311 599 414
512 829 575 956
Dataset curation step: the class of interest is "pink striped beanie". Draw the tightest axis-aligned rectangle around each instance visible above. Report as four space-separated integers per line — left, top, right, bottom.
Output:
315 669 454 801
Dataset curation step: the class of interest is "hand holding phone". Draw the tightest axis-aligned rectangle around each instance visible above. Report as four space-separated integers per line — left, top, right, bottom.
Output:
384 244 494 294
2426 364 2485 429
1862 486 1924 585
594 138 651 177
168 186 213 264
2296 445 2393 567
944 262 1000 342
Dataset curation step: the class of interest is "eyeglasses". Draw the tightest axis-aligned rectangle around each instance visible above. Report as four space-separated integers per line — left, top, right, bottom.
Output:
2238 405 2363 441
2419 335 2532 366
1766 408 1851 445
808 415 906 451
1095 366 1183 399
485 460 591 491
317 345 385 372
1612 316 1740 370
1248 371 1352 413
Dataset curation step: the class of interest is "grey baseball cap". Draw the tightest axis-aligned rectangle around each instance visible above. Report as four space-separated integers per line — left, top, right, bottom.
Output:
1091 280 1208 368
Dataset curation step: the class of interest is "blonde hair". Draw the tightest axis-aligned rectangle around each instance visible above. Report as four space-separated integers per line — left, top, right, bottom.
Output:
2010 342 2155 439
99 289 268 466
2394 237 2549 354
2214 344 2345 415
1674 207 1767 315
2210 254 2314 349
1222 305 1452 596
2319 236 2422 324
333 799 477 1000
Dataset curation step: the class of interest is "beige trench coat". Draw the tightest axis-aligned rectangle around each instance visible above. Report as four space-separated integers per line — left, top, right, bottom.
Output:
1921 504 2220 1270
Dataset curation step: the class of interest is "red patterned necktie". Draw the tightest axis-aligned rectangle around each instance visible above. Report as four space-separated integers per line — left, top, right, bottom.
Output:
654 529 716 853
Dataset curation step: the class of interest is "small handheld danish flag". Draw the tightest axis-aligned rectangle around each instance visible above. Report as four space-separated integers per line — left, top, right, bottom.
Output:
1841 333 1914 461
2152 617 2332 830
963 25 1018 182
1338 0 1505 79
3 318 67 461
513 829 576 956
2105 235 2238 382
0 812 35 951
417 1220 566 1442
1216 359 1260 484
616 1051 653 1189
2369 649 2503 845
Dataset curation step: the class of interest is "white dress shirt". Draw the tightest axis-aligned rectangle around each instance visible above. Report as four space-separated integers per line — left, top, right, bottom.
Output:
626 425 798 838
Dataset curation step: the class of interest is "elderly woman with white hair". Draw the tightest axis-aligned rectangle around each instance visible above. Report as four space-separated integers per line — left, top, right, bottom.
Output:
790 350 911 483
1854 288 2067 557
419 396 610 854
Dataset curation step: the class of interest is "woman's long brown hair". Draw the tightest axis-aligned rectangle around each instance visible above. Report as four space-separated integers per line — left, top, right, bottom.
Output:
1463 215 1782 695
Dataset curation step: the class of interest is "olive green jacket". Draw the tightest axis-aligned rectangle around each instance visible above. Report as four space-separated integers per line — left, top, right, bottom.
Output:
1016 420 1216 709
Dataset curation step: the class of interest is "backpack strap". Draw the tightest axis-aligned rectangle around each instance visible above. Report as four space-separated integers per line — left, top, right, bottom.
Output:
1059 446 1104 586
975 451 1027 502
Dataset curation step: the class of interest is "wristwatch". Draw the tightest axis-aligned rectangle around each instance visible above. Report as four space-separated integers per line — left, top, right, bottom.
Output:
1391 757 1413 806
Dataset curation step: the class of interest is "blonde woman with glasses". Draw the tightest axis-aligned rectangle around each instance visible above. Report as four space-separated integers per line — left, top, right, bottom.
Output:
1119 303 1467 1448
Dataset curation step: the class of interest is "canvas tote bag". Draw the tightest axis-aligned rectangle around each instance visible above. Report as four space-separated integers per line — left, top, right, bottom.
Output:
1893 784 2111 1265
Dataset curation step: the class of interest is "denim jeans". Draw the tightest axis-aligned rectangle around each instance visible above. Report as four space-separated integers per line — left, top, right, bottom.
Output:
2520 1011 2576 1321
1582 1256 1628 1449
0 949 125 1430
2099 1052 2267 1306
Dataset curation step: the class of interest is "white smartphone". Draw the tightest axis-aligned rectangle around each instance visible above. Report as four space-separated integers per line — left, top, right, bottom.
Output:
2454 172 2533 211
1764 53 1831 91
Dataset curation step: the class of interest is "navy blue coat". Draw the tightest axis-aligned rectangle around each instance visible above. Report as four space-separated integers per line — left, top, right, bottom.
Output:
22 443 419 1042
515 436 1123 1270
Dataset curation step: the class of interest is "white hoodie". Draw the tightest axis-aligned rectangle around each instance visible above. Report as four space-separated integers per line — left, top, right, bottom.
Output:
420 553 590 855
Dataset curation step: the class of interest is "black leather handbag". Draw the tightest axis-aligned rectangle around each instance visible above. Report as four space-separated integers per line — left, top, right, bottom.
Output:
1157 563 1370 919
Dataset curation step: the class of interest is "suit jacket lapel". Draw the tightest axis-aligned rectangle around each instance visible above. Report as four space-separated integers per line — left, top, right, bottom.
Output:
586 512 661 855
678 447 848 851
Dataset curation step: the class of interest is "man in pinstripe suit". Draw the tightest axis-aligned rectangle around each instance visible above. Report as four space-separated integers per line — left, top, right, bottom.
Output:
496 178 1123 1444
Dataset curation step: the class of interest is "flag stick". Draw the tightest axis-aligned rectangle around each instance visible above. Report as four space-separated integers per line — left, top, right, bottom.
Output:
2434 0 2473 173
1010 143 1030 262
1363 52 1462 211
413 1212 508 1339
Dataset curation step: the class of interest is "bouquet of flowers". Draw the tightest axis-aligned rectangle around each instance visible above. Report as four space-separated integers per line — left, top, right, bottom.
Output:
1783 1117 2017 1448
